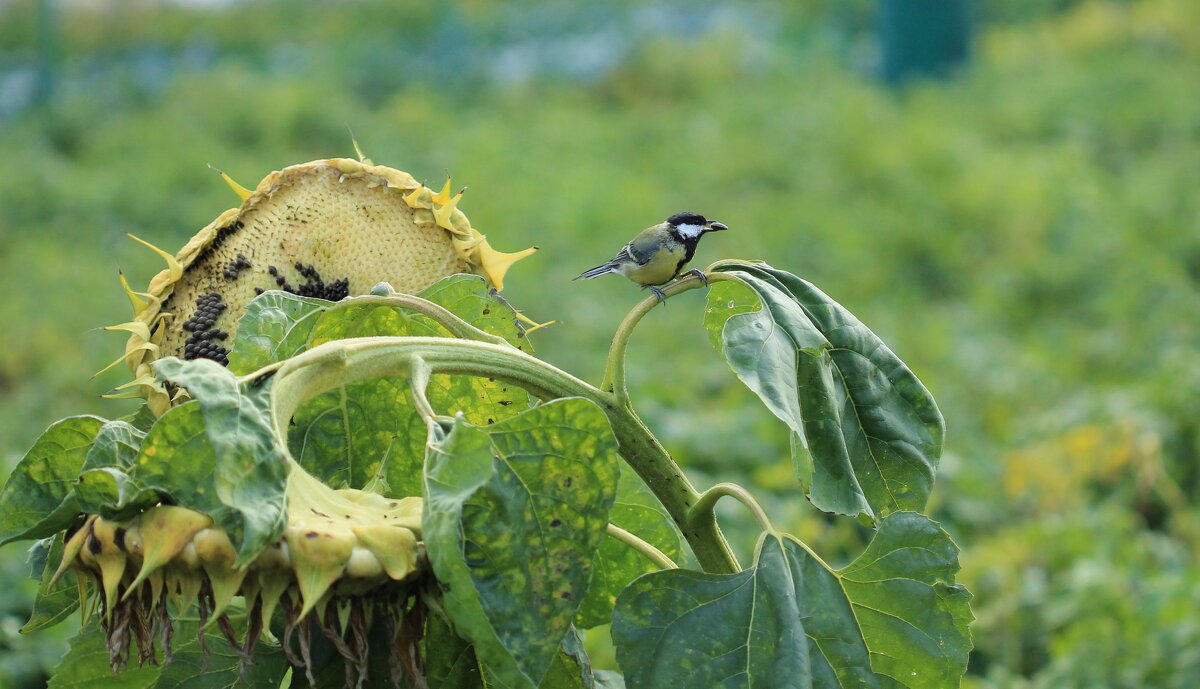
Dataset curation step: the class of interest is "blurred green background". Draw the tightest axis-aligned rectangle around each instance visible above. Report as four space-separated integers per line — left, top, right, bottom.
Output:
1 0 1198 687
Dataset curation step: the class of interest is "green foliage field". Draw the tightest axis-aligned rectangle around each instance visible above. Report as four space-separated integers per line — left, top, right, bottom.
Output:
1 0 1197 687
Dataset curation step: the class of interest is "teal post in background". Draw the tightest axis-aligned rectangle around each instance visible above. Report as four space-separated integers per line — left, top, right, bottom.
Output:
879 0 972 83
34 0 59 107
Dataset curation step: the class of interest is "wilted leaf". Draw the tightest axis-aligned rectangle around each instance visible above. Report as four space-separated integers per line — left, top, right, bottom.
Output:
80 420 146 472
612 512 972 689
424 399 620 689
76 467 160 520
227 290 330 375
0 416 106 545
706 261 944 521
152 358 288 565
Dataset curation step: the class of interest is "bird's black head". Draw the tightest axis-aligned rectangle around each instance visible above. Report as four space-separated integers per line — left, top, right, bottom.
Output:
666 212 729 240
667 212 707 227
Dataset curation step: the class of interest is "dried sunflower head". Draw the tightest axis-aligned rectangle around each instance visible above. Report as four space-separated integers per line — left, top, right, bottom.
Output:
102 156 540 414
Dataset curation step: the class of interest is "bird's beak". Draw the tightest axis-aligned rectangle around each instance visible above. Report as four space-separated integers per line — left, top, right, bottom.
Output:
706 221 729 232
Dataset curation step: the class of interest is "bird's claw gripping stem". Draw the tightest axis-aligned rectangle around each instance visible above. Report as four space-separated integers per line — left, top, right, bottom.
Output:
684 268 709 286
647 286 667 304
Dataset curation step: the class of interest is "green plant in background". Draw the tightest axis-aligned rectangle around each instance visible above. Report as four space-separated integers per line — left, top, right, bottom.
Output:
0 159 972 685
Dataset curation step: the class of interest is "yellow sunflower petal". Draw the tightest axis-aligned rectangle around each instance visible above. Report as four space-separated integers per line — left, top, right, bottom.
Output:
118 270 147 313
209 165 252 201
474 239 539 291
127 233 183 282
103 321 152 341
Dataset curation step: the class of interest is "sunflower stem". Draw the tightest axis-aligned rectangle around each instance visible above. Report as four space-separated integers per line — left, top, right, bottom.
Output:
606 523 678 570
691 482 776 535
600 270 737 407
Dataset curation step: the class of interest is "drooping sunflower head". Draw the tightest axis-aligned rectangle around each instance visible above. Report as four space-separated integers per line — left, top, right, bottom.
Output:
103 155 541 413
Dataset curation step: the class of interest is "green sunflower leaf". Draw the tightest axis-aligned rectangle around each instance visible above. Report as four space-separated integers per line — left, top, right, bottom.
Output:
706 261 944 522
0 415 106 545
143 358 289 566
424 398 619 689
612 512 972 689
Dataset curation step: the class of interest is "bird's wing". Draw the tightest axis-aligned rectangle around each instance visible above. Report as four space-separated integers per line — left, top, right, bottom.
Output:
614 226 664 266
609 243 640 266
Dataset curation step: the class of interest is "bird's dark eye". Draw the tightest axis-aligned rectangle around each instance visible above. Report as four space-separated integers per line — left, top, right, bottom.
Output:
667 212 706 226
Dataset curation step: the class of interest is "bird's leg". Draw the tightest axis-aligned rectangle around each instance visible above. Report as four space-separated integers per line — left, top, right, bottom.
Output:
647 285 667 304
684 268 709 286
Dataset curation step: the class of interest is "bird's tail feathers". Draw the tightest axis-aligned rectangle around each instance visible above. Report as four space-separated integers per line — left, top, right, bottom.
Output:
573 263 616 281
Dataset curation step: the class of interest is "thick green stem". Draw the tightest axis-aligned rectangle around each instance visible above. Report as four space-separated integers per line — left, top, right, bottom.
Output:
266 336 740 574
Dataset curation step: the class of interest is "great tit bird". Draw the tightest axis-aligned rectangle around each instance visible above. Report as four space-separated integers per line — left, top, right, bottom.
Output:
573 212 729 302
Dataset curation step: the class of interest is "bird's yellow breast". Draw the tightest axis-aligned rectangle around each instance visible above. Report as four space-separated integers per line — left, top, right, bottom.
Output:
622 242 687 285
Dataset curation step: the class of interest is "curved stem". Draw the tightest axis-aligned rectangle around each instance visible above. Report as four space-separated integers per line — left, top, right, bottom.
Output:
601 271 739 405
690 482 775 535
268 336 740 574
606 524 678 570
329 294 512 347
408 355 436 422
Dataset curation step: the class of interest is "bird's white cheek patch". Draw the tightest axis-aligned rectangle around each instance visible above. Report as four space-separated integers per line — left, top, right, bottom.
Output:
676 224 704 239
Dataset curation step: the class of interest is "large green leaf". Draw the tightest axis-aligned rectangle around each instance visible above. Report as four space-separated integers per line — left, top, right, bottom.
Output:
0 416 105 545
424 399 620 689
75 420 158 519
576 468 685 629
612 512 972 689
613 540 811 688
705 261 944 521
152 619 288 689
226 290 330 375
142 358 289 565
286 275 529 492
23 533 86 633
47 617 287 689
287 376 427 493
